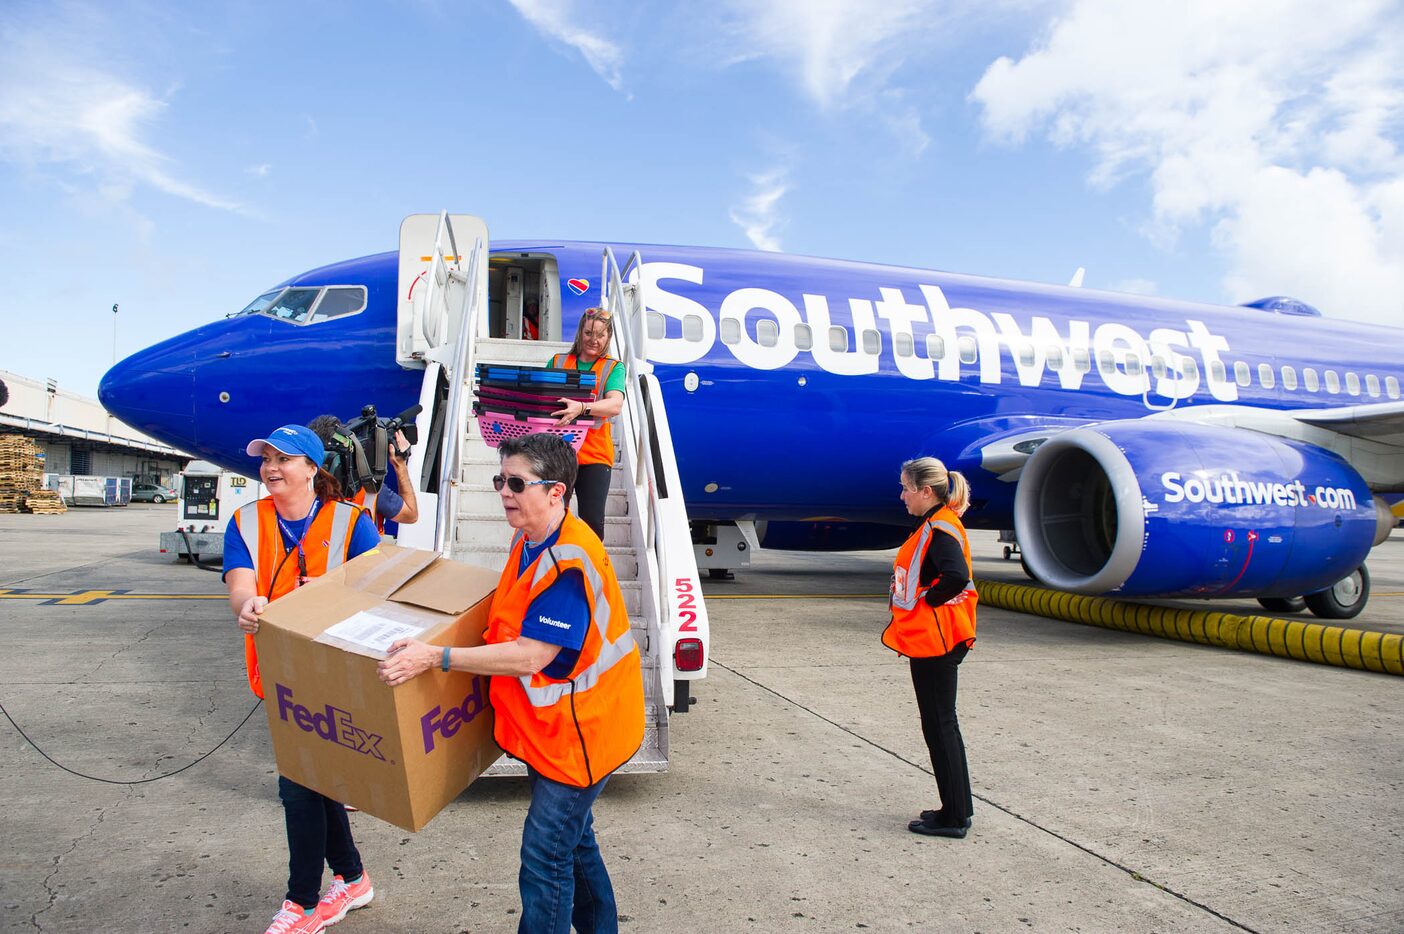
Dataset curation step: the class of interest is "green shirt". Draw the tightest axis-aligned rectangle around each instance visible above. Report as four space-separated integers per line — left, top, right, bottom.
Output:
568 356 626 397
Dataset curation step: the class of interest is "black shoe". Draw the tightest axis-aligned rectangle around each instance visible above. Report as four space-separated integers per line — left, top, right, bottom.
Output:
915 810 972 829
908 819 967 838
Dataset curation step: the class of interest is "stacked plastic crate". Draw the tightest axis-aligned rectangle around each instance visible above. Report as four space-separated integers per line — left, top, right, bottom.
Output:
473 364 597 451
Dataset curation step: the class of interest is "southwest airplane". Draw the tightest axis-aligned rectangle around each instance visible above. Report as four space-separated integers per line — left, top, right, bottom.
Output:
99 236 1404 619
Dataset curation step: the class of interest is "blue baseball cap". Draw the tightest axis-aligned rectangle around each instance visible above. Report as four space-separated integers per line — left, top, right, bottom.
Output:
245 424 325 465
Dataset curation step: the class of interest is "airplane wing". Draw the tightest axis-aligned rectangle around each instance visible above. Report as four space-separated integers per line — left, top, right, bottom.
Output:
1143 402 1404 492
973 402 1404 492
1291 400 1404 447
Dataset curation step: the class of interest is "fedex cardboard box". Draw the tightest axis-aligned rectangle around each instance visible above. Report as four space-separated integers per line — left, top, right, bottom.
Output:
255 543 503 832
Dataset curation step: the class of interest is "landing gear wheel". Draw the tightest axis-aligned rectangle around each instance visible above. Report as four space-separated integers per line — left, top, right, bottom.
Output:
1003 546 1013 559
1257 596 1306 614
1304 565 1370 620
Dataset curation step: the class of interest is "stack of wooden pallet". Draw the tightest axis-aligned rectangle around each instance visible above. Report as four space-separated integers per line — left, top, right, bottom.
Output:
22 489 67 514
0 434 45 514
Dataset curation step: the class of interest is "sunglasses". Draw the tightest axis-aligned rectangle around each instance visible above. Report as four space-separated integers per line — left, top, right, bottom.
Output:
493 474 560 493
583 308 612 320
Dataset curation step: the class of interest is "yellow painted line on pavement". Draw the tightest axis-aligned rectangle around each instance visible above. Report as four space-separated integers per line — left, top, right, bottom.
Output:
0 589 224 606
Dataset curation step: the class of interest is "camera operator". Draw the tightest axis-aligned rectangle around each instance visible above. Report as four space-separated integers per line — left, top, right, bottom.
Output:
308 415 419 534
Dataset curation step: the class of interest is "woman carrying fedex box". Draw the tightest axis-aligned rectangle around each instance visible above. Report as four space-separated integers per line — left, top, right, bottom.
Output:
548 307 626 539
884 456 978 839
223 424 381 934
379 431 644 934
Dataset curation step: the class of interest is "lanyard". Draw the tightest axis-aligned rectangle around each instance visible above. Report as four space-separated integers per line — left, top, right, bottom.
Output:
275 498 321 587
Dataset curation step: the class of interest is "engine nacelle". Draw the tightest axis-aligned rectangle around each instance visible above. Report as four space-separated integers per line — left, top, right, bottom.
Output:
1013 420 1378 598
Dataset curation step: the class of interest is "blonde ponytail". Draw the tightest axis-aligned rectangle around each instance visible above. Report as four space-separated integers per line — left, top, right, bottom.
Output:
901 456 970 516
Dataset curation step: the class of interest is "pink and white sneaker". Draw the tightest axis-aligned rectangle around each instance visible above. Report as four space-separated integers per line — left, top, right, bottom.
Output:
316 872 374 926
264 899 324 934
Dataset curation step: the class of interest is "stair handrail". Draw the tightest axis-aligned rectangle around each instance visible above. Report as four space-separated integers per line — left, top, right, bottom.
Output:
600 247 673 652
429 213 483 552
600 249 657 542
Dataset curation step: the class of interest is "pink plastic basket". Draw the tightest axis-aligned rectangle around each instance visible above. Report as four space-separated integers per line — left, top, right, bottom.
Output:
476 412 596 451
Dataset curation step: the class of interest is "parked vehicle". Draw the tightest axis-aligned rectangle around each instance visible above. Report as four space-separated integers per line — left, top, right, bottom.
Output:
131 482 178 503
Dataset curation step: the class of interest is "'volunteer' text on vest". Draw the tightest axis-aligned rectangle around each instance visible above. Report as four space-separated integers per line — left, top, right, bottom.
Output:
232 497 364 698
882 505 978 658
552 353 619 467
485 511 645 787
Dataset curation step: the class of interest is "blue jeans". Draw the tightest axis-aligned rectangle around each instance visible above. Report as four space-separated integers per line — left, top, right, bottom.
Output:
518 767 617 934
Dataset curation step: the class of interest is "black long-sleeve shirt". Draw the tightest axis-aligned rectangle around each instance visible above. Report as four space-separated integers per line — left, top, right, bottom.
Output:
918 506 971 607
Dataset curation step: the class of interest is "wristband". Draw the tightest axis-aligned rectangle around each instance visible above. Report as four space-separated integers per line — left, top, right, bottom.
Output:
441 646 452 672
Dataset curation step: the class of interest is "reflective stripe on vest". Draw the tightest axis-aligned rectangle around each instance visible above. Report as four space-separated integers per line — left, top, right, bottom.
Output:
232 497 364 697
882 506 977 658
351 488 385 534
485 511 645 786
517 541 637 706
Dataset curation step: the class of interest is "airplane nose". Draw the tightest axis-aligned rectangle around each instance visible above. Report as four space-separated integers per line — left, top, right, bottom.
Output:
99 340 197 447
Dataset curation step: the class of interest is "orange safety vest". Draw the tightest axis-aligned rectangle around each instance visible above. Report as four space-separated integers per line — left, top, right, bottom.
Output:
551 353 620 467
484 511 645 787
231 497 366 698
350 487 385 533
882 505 978 658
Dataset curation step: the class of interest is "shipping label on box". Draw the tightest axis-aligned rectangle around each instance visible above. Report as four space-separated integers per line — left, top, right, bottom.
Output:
255 544 504 832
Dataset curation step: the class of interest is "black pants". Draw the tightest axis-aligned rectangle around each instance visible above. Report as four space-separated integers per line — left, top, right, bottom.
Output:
278 776 363 910
574 463 612 540
909 644 972 821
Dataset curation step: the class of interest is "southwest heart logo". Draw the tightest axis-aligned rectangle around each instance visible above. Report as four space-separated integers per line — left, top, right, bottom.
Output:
567 278 589 295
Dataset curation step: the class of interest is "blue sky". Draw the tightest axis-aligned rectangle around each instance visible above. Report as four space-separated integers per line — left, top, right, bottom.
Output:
2 0 1401 397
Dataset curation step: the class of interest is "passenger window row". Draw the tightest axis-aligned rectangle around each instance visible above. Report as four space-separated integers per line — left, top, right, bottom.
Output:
646 312 1403 400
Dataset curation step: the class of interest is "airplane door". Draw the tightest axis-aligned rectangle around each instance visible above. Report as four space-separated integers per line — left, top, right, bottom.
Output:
396 213 490 549
396 213 489 368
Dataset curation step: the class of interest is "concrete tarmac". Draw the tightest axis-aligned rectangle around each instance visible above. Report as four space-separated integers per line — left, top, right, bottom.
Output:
1 508 1400 933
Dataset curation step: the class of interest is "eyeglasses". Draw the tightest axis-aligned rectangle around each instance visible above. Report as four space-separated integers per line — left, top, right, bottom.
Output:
583 308 612 320
493 474 560 493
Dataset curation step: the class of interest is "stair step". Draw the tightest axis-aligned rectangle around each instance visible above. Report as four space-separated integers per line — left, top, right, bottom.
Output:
455 486 629 515
482 720 668 777
474 338 572 367
456 514 633 548
450 543 640 581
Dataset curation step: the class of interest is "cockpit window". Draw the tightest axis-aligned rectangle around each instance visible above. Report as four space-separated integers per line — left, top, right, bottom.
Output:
236 289 283 317
309 287 367 322
265 288 322 323
234 285 368 325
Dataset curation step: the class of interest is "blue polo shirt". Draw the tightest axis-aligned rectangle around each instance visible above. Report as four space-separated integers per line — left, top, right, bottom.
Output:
222 501 381 580
517 526 591 680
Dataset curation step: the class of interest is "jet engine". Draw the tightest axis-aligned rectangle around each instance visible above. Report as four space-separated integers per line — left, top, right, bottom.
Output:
1013 420 1391 599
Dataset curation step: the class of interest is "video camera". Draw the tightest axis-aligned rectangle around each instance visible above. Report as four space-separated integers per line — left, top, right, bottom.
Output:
322 403 422 496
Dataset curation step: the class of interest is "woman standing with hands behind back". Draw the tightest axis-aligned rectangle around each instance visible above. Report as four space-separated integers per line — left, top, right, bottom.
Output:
549 307 625 539
884 456 978 839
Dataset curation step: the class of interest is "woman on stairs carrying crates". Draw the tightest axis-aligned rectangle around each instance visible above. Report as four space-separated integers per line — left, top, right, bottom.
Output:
548 307 626 540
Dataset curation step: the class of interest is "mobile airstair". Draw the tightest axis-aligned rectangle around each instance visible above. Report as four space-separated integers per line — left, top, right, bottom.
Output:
394 213 709 776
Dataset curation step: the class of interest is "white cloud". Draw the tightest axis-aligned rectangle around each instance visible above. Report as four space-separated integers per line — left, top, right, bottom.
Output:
246 163 272 178
719 0 937 110
730 167 789 251
970 0 1404 325
506 0 626 92
0 9 243 214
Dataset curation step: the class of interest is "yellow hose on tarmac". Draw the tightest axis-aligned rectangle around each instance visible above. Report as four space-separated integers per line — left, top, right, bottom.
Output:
975 578 1403 677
